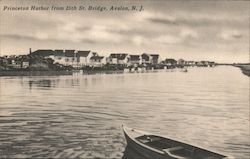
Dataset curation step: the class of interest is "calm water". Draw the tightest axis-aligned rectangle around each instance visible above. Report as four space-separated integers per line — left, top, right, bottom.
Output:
0 66 249 159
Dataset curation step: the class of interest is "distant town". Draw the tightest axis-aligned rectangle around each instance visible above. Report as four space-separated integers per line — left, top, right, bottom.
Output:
0 49 217 73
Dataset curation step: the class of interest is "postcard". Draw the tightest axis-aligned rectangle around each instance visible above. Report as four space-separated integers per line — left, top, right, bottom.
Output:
0 0 249 158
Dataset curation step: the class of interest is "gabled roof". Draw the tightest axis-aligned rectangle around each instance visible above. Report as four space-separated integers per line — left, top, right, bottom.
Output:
77 51 91 57
65 50 75 57
109 53 128 60
129 55 140 61
141 53 150 60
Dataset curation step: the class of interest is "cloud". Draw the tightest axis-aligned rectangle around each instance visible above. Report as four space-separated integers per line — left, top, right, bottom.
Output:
132 36 144 46
146 11 247 29
1 33 72 43
0 0 249 63
219 30 244 40
180 28 198 38
154 35 182 45
1 34 39 41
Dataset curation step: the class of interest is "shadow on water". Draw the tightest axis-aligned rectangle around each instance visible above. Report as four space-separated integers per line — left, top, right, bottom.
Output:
122 146 148 159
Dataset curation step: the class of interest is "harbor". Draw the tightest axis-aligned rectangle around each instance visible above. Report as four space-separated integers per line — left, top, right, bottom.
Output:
0 66 249 159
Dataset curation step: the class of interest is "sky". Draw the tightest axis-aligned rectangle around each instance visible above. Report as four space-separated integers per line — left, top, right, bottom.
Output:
0 0 249 63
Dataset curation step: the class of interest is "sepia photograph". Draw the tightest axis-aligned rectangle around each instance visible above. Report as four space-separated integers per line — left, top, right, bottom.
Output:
0 0 249 158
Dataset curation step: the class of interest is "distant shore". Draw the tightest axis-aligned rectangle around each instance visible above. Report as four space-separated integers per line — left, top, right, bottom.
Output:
234 64 250 76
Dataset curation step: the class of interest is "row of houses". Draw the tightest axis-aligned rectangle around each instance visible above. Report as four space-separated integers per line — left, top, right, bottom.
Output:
0 55 31 70
30 49 162 68
0 49 215 70
164 59 215 67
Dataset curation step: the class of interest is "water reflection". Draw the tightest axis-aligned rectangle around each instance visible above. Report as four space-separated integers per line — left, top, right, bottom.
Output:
28 80 54 89
26 76 108 90
0 66 249 159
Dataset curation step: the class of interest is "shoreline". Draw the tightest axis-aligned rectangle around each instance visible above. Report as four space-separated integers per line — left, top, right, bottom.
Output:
0 70 73 76
0 68 180 76
0 65 249 77
234 64 250 77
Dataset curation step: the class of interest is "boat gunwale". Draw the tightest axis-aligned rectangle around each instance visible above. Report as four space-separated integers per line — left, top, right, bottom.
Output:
122 125 233 159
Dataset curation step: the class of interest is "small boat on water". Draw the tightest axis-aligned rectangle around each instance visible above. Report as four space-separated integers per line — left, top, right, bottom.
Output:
122 125 233 159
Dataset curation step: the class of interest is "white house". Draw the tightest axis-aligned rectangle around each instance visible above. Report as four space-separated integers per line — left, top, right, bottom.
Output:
141 53 161 65
141 53 151 65
127 55 142 66
89 55 106 67
76 50 93 67
65 50 77 66
108 53 129 65
150 54 161 65
53 50 65 65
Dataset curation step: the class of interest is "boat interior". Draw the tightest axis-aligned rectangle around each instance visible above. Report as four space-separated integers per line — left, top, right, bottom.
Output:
135 135 226 159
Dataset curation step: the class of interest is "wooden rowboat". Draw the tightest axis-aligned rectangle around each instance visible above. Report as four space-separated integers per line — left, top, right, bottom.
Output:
122 125 233 159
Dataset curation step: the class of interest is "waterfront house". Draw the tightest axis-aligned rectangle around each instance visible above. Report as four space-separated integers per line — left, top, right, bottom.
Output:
0 56 8 70
185 61 196 66
128 55 142 66
141 53 160 65
107 53 129 65
177 59 185 66
18 55 30 68
65 50 77 66
196 61 210 67
76 50 93 67
164 59 177 66
150 54 160 65
22 61 30 68
141 53 151 65
89 55 105 67
6 56 20 68
196 61 203 67
53 50 65 65
200 61 209 67
12 60 22 69
208 61 215 67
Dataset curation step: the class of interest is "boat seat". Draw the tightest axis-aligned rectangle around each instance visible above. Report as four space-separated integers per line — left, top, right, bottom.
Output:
164 146 184 152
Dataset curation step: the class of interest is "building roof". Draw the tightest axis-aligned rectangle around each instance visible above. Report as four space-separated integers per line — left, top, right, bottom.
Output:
141 53 150 61
65 50 75 57
54 50 64 56
178 59 185 62
31 49 54 57
165 58 177 63
109 53 128 60
129 55 140 61
77 51 91 57
90 56 104 60
150 54 159 60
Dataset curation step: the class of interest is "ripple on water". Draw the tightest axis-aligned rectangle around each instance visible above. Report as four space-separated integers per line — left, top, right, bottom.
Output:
0 66 249 158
